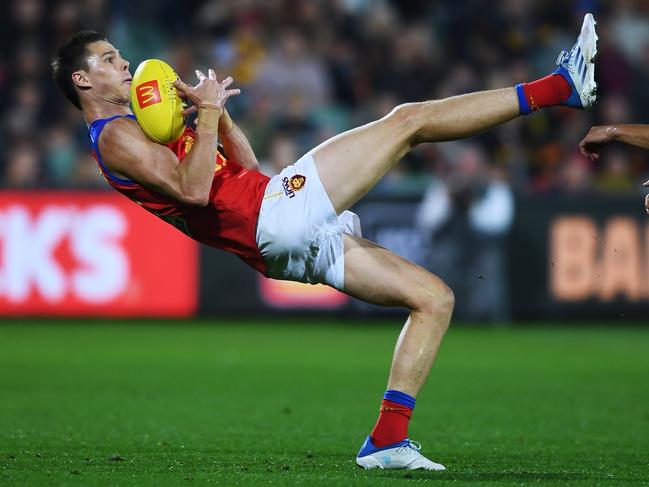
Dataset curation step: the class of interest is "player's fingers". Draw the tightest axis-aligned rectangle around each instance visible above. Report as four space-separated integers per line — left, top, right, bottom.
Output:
196 69 206 81
224 88 241 98
208 69 217 80
643 180 649 187
174 79 189 90
220 76 233 89
182 105 198 117
174 79 191 95
645 194 649 214
579 144 595 160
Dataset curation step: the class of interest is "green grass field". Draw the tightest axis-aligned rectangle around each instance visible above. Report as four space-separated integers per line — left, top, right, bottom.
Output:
1 321 648 486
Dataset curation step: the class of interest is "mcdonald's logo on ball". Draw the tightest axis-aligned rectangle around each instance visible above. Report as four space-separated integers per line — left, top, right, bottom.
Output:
135 80 162 109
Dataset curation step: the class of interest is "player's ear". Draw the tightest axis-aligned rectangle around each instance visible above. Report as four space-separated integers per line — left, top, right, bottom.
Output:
72 70 91 89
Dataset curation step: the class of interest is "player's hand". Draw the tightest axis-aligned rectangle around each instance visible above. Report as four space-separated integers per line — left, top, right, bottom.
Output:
579 126 617 161
644 192 649 215
174 69 240 116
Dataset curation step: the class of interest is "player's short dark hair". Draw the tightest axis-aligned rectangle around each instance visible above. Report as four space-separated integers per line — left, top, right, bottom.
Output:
52 30 107 110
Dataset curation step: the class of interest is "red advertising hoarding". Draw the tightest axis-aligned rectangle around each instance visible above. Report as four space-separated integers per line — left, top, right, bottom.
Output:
0 192 198 317
258 275 349 309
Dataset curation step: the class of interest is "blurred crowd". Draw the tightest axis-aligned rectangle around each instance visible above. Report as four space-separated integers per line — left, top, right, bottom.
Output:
2 0 649 196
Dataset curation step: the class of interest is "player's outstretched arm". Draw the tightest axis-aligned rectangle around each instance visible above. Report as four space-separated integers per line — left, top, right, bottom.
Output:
100 69 240 206
217 109 260 171
580 124 649 161
581 125 649 215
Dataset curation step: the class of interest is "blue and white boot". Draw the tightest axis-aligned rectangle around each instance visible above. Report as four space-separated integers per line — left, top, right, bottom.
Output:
554 13 598 109
356 436 446 471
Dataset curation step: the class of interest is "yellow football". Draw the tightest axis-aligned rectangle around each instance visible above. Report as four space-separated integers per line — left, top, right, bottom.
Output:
130 59 185 144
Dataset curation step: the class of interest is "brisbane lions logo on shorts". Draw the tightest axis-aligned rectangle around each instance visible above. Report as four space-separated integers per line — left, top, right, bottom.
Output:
282 175 306 199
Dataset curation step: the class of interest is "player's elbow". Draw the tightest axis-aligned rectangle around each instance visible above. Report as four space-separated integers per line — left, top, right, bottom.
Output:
180 190 210 207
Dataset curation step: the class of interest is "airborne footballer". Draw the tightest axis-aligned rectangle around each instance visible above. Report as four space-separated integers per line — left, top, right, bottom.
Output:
52 15 598 470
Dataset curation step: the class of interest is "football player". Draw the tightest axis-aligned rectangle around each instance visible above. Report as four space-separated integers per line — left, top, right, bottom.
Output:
52 14 598 470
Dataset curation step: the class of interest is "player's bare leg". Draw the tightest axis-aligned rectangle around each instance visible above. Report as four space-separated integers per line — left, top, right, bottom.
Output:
343 235 453 396
340 14 598 470
343 234 451 470
313 88 519 212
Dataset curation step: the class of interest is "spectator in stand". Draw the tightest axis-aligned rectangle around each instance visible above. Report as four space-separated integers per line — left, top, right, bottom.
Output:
416 143 514 321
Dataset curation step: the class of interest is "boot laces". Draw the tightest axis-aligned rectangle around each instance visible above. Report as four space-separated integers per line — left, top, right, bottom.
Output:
395 440 422 455
556 39 581 68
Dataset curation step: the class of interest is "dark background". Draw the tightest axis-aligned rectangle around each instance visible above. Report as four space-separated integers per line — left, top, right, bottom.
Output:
3 0 649 321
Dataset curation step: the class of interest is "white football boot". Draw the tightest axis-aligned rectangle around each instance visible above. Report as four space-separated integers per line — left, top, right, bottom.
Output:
554 12 598 109
356 436 446 471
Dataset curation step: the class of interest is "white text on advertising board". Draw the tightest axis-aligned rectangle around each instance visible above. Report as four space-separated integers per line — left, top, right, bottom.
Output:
0 204 129 303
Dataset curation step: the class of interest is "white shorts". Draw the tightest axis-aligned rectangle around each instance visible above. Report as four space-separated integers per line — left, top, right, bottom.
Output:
255 153 362 290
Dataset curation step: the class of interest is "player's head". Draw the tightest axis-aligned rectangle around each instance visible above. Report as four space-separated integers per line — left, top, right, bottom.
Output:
52 30 132 111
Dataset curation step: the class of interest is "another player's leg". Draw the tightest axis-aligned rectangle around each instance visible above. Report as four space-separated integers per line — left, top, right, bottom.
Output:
314 13 598 214
341 235 453 470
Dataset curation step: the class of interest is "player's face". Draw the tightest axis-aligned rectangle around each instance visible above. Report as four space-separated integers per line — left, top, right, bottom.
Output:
79 40 132 105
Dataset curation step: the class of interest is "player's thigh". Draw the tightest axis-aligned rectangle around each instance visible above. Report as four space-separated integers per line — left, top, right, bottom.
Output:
312 104 420 214
342 234 454 312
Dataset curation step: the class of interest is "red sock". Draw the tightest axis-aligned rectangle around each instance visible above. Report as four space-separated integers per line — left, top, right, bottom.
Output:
519 74 572 112
370 399 413 448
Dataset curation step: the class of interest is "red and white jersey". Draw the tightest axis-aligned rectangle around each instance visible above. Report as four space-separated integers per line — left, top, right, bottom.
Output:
89 114 270 274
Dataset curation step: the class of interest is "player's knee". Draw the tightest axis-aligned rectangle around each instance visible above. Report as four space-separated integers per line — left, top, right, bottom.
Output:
415 280 455 322
389 103 418 124
434 283 455 320
406 99 445 144
387 103 422 139
440 284 455 318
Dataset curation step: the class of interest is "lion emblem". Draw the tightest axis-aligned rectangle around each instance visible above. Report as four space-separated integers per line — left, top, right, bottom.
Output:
289 175 306 191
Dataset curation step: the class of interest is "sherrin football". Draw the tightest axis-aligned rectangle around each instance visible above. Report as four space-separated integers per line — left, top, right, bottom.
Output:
131 59 186 144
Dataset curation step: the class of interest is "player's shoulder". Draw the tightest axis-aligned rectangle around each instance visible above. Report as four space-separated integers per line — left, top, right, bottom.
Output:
99 116 160 163
100 115 146 145
98 116 160 174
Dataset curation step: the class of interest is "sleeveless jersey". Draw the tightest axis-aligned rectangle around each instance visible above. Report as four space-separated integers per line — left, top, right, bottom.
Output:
88 114 270 274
